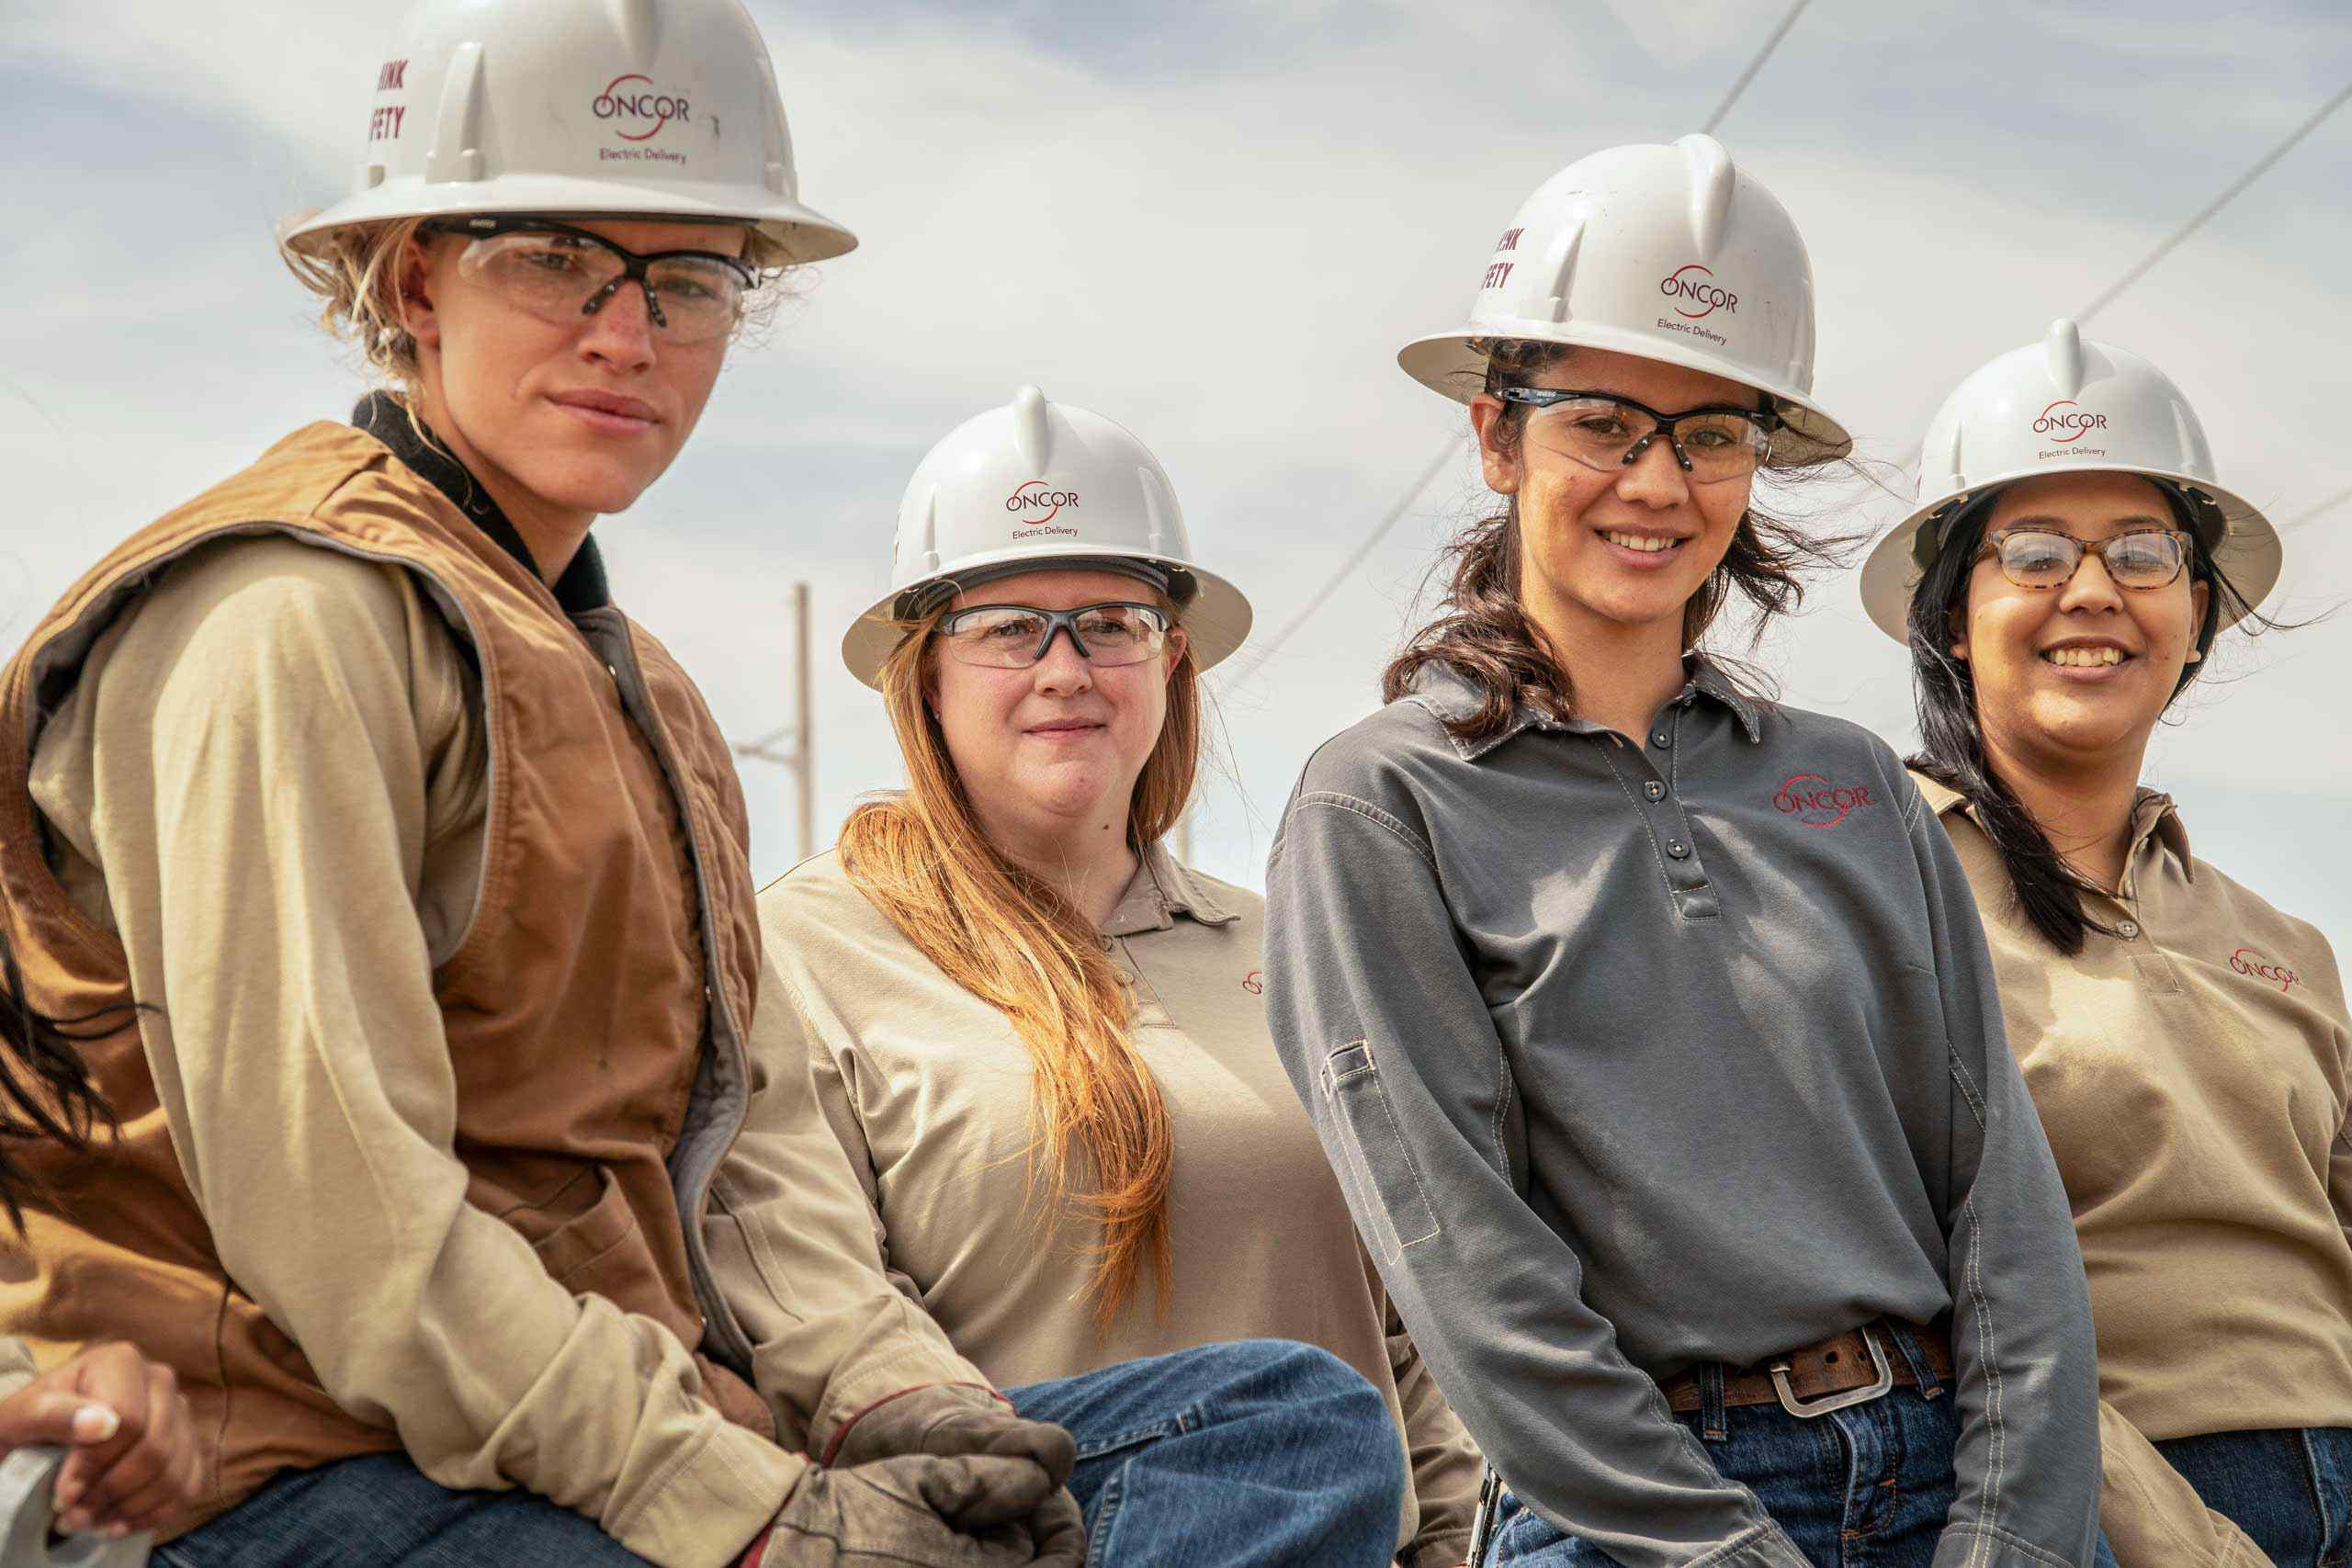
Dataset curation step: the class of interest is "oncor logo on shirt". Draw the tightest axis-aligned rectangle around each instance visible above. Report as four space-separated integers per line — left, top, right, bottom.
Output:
1771 773 1877 829
1241 970 1264 995
2228 948 2299 993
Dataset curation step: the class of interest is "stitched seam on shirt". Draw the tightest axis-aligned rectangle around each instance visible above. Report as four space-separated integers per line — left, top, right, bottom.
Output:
1947 1523 2076 1568
710 1170 799 1321
2111 1431 2222 1566
1962 1188 2007 1568
1489 1034 1515 1177
610 1413 718 1541
1946 1050 1989 1130
1594 745 1685 905
1294 792 1436 868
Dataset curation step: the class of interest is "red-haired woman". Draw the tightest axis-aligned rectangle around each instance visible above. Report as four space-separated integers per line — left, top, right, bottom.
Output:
756 386 1462 1567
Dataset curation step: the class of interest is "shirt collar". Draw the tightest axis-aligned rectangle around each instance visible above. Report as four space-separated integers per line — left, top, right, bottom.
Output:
2128 789 2196 883
1913 773 2198 886
352 391 612 615
1406 656 1764 762
1101 842 1239 938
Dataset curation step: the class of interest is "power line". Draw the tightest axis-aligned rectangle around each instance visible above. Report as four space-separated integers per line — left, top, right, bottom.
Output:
1702 0 1813 135
1888 80 2352 484
2282 482 2352 535
1222 437 1463 690
2075 79 2352 323
1226 8 1815 689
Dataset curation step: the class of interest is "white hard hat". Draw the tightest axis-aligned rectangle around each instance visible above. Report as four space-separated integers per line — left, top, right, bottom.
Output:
1399 132 1849 458
842 388 1254 689
1859 319 2283 643
284 0 854 263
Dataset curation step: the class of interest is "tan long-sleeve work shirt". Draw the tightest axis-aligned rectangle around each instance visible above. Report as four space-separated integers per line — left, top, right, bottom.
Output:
1920 773 2352 1568
755 847 1483 1568
24 536 974 1564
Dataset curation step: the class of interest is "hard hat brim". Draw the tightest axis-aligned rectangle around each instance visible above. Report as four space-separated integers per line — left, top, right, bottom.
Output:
283 174 857 264
1396 322 1853 462
1858 468 2285 644
840 546 1256 690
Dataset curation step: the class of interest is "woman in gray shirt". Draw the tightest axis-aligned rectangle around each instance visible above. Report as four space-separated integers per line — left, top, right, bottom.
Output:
1264 134 2104 1568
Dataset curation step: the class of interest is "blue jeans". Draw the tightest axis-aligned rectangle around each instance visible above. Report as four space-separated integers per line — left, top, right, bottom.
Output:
1483 1359 2118 1568
1008 1338 1408 1567
157 1339 1402 1567
153 1450 652 1566
2154 1426 2352 1567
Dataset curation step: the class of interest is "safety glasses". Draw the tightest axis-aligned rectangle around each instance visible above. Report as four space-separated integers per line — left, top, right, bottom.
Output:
938 603 1172 669
422 217 759 344
1975 528 2192 592
1495 388 1778 484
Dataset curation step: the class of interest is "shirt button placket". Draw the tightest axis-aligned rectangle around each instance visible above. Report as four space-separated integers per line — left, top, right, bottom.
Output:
1611 717 1714 919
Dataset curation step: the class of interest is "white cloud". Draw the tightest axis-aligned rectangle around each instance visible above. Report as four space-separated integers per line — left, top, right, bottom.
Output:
3 0 2347 941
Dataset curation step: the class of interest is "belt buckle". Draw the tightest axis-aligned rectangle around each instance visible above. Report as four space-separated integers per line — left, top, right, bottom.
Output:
1768 1323 1894 1419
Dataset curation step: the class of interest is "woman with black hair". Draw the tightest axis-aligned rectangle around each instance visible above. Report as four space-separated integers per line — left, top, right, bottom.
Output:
0 942 199 1544
1864 320 2343 1567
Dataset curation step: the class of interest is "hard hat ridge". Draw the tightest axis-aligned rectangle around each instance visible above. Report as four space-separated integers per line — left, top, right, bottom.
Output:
841 388 1255 688
286 0 855 264
1400 131 1850 457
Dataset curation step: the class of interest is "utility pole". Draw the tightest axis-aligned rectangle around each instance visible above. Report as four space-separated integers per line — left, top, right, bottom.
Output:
733 581 817 863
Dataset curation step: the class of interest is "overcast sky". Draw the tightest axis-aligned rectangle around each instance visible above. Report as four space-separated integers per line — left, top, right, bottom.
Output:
6 1 2348 943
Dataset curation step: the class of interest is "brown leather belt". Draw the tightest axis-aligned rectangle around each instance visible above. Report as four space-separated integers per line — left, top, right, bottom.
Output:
1658 1319 1952 1419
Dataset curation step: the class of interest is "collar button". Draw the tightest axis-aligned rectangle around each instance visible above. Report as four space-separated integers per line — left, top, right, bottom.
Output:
2117 919 2141 940
1651 730 1673 749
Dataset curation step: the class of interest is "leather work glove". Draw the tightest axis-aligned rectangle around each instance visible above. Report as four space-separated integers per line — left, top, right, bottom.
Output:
740 1452 1086 1566
828 1383 1077 1481
827 1382 1084 1559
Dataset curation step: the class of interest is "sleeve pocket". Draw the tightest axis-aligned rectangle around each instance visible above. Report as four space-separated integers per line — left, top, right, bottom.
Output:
1321 1040 1442 1263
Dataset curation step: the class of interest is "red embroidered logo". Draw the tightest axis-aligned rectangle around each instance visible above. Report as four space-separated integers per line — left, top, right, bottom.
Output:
1772 773 1877 829
2229 948 2299 993
1242 971 1264 995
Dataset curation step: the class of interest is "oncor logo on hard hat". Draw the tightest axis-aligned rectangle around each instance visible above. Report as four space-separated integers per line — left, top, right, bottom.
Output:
2032 400 2109 438
1006 480 1080 525
1660 264 1738 320
594 74 691 141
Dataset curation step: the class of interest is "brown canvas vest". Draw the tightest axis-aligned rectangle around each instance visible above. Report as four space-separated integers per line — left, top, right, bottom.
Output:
0 423 768 1528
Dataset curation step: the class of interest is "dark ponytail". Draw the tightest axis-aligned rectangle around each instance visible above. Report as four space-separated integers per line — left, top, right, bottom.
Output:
1905 486 2270 954
0 930 120 1236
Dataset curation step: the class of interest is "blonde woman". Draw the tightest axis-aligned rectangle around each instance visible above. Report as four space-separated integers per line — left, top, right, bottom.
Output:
754 387 1461 1567
0 3 1083 1564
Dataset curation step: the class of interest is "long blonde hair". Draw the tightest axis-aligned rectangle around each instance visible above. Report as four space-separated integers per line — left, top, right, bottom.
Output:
838 603 1201 1333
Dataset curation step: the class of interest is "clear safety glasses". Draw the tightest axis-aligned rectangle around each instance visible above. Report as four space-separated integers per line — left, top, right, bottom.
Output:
423 217 759 344
939 603 1172 669
1976 528 2192 592
1496 388 1778 484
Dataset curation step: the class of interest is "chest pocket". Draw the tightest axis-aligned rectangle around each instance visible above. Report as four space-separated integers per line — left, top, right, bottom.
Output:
1320 1040 1441 1263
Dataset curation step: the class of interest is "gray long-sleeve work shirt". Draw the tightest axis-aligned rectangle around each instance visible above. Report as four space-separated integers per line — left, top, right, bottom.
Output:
1264 662 2100 1568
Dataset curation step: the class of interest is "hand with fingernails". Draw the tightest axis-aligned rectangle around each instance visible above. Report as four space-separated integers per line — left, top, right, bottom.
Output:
0 1341 198 1540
